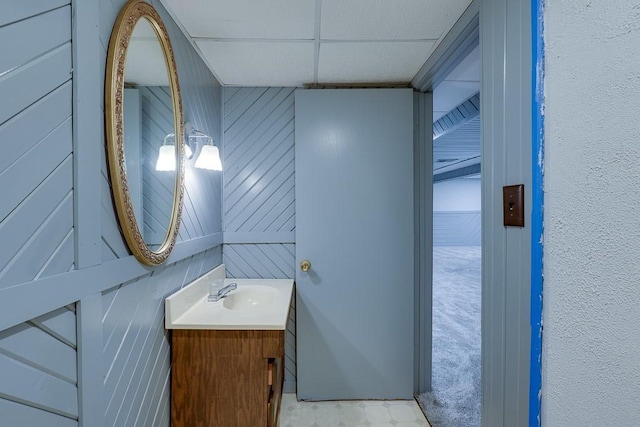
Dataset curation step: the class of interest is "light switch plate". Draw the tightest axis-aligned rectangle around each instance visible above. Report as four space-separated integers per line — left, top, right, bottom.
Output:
503 184 525 227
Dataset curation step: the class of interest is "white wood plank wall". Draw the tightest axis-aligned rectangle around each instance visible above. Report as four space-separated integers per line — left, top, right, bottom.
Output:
222 87 297 392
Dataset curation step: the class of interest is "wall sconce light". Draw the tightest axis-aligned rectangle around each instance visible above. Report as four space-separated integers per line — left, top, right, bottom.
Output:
193 137 222 171
186 126 222 171
156 125 222 172
155 133 177 171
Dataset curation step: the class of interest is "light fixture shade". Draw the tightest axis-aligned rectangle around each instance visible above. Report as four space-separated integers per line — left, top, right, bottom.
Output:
156 145 176 171
184 143 193 159
195 145 222 171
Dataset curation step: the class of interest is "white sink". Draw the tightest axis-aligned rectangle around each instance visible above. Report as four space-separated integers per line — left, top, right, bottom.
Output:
165 264 294 330
222 286 279 310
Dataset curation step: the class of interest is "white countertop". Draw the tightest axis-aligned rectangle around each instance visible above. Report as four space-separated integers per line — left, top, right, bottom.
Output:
165 264 294 330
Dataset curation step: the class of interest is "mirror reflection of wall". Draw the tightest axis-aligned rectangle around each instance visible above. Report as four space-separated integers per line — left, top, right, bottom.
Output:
124 89 143 225
123 18 176 250
142 86 175 249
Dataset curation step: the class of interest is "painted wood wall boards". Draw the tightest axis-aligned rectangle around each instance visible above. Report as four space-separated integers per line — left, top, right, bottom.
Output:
222 86 297 392
95 1 224 425
0 306 78 426
0 2 74 290
0 4 78 421
139 86 177 244
0 0 224 425
101 248 220 426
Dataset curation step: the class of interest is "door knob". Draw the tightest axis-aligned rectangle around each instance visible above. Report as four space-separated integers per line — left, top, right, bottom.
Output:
300 260 311 272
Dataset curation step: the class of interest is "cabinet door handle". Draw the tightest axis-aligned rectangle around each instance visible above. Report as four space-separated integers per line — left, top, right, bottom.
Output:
267 360 274 386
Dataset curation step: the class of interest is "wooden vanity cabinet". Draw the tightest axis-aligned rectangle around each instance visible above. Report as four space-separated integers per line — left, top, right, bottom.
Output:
171 329 285 427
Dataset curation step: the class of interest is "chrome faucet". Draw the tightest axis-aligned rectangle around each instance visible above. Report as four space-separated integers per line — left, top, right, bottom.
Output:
208 282 237 302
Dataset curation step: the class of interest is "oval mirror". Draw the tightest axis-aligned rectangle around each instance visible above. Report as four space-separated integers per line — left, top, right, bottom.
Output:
105 0 184 266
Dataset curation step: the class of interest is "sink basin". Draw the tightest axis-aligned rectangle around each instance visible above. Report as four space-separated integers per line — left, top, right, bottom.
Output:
165 264 295 330
223 286 279 311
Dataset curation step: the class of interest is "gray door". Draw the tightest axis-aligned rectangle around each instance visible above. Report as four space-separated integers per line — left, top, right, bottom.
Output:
295 89 414 400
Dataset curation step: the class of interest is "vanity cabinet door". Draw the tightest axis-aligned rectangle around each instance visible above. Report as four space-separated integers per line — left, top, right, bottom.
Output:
171 329 285 427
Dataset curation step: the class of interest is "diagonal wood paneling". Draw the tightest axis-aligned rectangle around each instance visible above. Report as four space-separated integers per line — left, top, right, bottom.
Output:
139 86 181 245
101 247 220 427
167 0 223 243
222 86 297 392
100 0 223 262
95 2 224 426
0 3 77 424
224 87 295 233
224 243 295 279
0 3 74 288
0 307 78 424
1 0 224 425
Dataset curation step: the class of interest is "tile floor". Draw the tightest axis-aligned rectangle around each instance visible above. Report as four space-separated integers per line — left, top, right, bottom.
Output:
279 393 431 427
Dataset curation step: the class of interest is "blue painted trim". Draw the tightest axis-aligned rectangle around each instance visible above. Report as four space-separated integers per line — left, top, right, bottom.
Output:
73 0 101 270
77 294 105 427
530 0 545 425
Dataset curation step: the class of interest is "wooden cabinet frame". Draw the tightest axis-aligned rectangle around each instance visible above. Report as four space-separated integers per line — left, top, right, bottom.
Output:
171 329 285 427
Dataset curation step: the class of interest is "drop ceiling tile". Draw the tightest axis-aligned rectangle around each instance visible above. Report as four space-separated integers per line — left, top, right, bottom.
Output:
196 41 315 86
164 0 315 39
433 81 480 113
318 42 435 83
321 0 473 40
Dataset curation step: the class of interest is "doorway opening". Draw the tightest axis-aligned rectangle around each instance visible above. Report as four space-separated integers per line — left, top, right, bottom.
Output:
416 44 482 426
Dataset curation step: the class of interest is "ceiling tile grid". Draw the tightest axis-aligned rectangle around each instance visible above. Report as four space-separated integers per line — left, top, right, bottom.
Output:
318 41 436 83
196 41 315 87
320 0 469 40
162 0 481 177
166 0 316 39
163 0 473 87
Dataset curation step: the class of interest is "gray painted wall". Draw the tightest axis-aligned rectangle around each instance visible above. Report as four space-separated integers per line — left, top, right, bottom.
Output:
221 86 297 392
433 212 480 246
433 179 480 246
434 179 481 211
480 0 532 425
543 2 640 425
0 0 223 425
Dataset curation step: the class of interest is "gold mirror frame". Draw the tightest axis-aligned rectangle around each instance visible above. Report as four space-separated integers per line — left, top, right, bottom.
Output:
105 0 184 266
